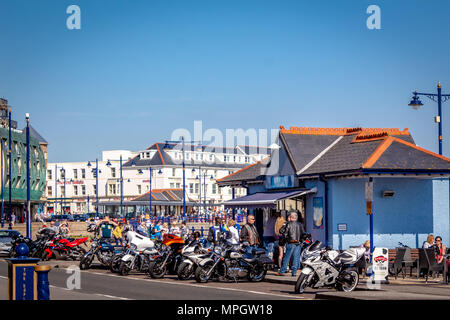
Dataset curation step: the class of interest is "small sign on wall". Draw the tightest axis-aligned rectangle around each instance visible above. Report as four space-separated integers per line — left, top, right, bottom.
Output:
337 223 347 232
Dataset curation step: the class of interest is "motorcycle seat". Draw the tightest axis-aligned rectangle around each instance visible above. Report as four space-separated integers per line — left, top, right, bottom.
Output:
252 248 266 255
335 252 354 264
244 258 257 263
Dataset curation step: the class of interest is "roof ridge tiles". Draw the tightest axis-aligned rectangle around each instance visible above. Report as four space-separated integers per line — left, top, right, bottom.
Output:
280 125 410 137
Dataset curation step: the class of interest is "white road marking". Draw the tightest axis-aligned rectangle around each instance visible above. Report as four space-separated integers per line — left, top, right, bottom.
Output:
95 293 132 300
67 268 305 300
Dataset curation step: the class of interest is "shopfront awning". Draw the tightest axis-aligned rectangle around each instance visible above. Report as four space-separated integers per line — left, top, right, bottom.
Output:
223 187 317 209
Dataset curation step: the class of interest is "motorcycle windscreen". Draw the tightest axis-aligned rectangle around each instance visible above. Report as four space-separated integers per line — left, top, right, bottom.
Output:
308 240 323 252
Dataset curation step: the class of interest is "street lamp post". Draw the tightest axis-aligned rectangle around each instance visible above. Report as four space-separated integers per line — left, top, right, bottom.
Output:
54 164 58 215
60 168 66 215
87 159 100 218
138 166 153 216
409 81 450 155
106 155 125 219
193 166 202 214
164 138 202 218
8 107 12 230
25 113 31 238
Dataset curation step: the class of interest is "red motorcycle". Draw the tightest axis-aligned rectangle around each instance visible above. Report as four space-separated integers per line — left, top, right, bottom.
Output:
42 234 89 261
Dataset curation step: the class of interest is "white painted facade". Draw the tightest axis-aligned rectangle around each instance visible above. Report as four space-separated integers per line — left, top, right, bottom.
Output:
46 147 267 214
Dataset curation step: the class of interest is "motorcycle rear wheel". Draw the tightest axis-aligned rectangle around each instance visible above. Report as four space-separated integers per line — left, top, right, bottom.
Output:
248 267 267 282
294 273 310 294
148 260 167 279
195 262 214 283
336 268 359 292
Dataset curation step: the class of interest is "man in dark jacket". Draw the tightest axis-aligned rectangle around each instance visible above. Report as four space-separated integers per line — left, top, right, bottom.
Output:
240 214 261 258
277 211 305 276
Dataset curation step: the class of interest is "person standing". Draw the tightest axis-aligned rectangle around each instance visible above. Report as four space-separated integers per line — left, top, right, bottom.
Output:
277 212 304 277
240 214 261 258
96 216 118 241
169 222 181 237
263 210 278 260
226 219 240 249
151 220 162 240
275 212 286 270
180 222 189 240
113 222 124 246
208 217 224 245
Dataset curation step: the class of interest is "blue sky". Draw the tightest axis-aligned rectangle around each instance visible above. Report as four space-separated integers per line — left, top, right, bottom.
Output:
1 0 450 162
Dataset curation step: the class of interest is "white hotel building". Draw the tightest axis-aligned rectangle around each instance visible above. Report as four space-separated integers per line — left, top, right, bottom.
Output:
45 143 269 216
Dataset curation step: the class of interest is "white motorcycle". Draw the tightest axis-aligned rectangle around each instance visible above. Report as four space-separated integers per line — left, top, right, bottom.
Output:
295 238 365 293
177 239 212 280
119 231 158 276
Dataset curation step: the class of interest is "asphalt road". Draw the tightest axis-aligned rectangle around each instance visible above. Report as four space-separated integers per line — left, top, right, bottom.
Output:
0 259 313 300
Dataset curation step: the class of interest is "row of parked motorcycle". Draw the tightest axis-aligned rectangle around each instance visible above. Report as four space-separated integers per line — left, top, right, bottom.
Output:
9 223 367 293
10 227 89 261
80 223 274 283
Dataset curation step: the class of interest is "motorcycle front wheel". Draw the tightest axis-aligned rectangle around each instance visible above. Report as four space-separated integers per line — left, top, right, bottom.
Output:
294 273 310 294
177 262 194 280
194 262 214 283
148 260 167 279
336 268 359 292
79 253 94 270
119 260 132 276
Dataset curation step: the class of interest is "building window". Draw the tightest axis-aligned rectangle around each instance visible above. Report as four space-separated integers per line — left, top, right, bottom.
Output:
170 183 175 188
137 185 141 194
111 167 116 178
210 154 214 161
61 186 65 196
212 184 217 194
47 170 52 180
176 182 180 188
93 185 97 195
74 185 78 196
73 169 78 179
81 168 86 179
109 184 116 195
195 183 199 194
189 183 194 193
172 168 176 177
82 185 86 195
224 155 229 162
47 186 52 197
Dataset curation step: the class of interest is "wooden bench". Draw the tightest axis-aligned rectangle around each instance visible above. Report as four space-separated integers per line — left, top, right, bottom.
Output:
388 248 419 277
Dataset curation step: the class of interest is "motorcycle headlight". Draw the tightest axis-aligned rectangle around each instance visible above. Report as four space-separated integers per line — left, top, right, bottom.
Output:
160 244 167 251
214 247 222 254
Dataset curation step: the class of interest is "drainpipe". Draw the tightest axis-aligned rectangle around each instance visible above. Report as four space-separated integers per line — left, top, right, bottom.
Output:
318 175 329 247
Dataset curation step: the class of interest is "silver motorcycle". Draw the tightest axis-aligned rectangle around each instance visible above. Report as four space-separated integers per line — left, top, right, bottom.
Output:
295 239 365 293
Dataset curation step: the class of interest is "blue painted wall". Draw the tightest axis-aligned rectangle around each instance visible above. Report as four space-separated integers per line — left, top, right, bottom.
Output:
302 177 449 250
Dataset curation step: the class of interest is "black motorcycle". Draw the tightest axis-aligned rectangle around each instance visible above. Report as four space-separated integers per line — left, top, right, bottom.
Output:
80 226 125 270
194 242 274 283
